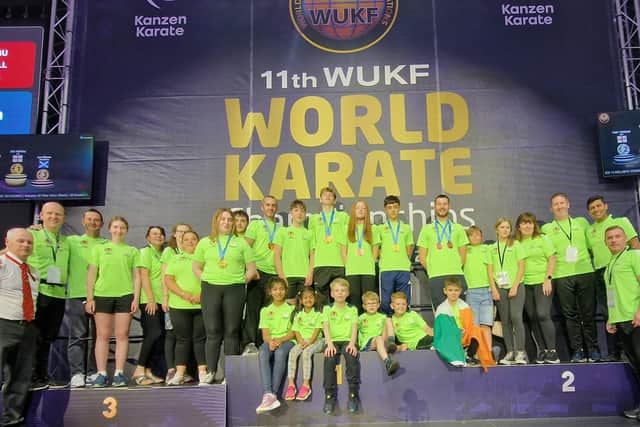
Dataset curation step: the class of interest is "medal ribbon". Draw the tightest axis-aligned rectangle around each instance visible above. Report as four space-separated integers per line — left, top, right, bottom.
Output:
321 209 335 238
216 234 232 261
387 220 400 246
435 220 452 246
262 218 277 243
356 224 364 250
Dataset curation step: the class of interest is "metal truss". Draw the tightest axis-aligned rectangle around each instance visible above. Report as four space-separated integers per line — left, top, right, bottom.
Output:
40 0 74 134
615 0 640 109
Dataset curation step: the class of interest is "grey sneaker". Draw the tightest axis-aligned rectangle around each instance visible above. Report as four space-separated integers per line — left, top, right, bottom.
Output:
199 371 215 385
242 343 259 355
499 351 515 365
514 351 528 365
70 374 85 388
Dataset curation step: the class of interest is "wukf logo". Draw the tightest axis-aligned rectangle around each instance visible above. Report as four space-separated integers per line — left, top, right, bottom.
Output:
135 0 187 38
289 0 399 54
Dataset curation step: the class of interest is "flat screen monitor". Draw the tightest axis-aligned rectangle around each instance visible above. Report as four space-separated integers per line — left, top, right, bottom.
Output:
0 134 93 200
598 110 640 177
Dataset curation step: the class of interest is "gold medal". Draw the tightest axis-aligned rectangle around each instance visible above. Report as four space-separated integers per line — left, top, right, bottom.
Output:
447 241 454 249
218 260 227 268
268 243 275 250
357 249 364 256
392 244 400 252
437 243 443 250
324 236 333 243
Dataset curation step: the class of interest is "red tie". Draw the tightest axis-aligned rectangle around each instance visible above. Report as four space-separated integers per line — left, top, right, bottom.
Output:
6 254 35 321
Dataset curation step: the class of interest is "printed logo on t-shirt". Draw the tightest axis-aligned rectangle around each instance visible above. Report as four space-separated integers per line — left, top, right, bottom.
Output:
104 247 112 255
80 240 89 247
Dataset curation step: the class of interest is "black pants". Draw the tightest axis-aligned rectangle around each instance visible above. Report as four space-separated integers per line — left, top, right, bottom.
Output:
242 271 274 347
595 268 622 356
164 328 176 370
616 321 640 377
1 319 38 425
138 304 166 372
553 272 598 353
323 341 361 394
170 308 206 366
34 293 66 379
314 266 346 305
201 283 245 373
346 274 377 314
524 284 556 350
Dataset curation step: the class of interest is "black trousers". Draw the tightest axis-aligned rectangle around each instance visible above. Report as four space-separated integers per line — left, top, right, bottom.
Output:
138 304 166 372
616 321 640 377
34 293 65 379
553 272 598 353
1 319 38 425
314 266 346 305
323 341 361 394
346 274 377 314
201 283 245 373
242 271 274 347
170 308 206 366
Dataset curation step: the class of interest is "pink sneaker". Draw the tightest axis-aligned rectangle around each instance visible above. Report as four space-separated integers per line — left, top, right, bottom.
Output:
296 385 312 401
284 385 296 400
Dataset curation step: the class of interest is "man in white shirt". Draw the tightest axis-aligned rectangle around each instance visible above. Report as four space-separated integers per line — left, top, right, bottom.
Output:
0 228 39 427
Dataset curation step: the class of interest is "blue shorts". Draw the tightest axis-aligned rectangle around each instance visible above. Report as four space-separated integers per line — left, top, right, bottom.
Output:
466 287 493 326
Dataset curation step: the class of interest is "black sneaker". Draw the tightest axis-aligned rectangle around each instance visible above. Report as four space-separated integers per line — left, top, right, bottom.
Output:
386 339 397 354
323 394 336 415
545 349 560 364
47 378 69 389
29 378 49 391
535 350 546 364
624 406 640 419
347 391 359 413
384 358 399 376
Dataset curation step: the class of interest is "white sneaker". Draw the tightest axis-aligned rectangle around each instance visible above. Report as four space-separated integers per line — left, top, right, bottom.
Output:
499 351 515 365
70 374 85 388
256 393 281 414
242 343 259 355
167 374 184 386
199 371 215 385
514 351 528 365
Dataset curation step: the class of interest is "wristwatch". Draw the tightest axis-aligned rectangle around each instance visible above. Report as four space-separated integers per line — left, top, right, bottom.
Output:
546 275 552 280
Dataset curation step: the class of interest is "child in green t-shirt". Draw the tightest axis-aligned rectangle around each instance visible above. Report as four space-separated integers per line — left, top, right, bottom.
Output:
285 288 324 401
322 278 360 415
256 278 295 414
358 291 399 375
233 209 249 237
390 291 434 351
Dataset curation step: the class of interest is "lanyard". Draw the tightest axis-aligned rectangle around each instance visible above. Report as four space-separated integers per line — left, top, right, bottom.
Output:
321 209 335 238
43 230 59 262
387 220 401 245
607 248 627 285
262 218 277 243
216 235 232 261
497 240 508 270
356 224 364 249
554 218 573 244
435 220 452 244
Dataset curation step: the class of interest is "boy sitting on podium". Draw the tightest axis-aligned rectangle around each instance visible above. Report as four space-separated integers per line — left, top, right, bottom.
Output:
390 292 433 351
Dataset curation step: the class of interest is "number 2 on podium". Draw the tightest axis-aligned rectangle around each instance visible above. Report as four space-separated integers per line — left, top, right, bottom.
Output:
561 370 575 393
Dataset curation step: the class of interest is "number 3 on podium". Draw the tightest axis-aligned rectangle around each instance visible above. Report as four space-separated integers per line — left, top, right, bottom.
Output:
102 396 118 419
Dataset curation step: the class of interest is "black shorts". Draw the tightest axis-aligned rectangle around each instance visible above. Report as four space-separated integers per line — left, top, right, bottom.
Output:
94 294 134 314
287 277 307 299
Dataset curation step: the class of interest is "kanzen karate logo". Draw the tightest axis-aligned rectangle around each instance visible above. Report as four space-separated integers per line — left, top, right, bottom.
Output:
289 0 398 53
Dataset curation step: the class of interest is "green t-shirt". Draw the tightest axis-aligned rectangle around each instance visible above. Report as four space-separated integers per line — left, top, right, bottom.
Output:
90 242 140 297
541 217 594 278
28 229 70 299
246 218 279 274
193 235 255 285
487 240 526 289
137 246 163 304
604 249 640 324
417 221 469 278
392 310 427 350
358 311 386 350
463 244 490 289
164 252 201 309
341 224 378 276
67 234 108 298
520 236 556 285
160 246 181 265
274 225 312 278
259 302 294 339
322 303 358 342
309 210 349 267
292 309 323 341
376 221 414 273
588 215 638 270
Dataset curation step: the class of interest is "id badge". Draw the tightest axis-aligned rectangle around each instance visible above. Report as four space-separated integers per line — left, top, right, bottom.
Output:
497 271 510 287
607 289 616 308
47 266 62 284
565 246 578 263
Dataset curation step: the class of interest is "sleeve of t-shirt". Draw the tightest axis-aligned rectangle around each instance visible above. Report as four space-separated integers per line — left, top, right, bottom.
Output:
631 251 640 277
416 226 428 248
404 224 414 246
245 220 260 241
482 245 490 265
291 312 301 332
160 247 173 265
321 305 330 324
412 311 427 328
88 244 100 266
371 226 381 246
240 238 256 264
619 217 639 240
486 244 495 266
165 258 177 277
258 306 269 330
541 236 556 257
192 239 207 263
274 227 286 248
131 247 141 268
349 306 359 325
137 248 151 269
575 217 591 245
514 241 526 261
454 225 470 247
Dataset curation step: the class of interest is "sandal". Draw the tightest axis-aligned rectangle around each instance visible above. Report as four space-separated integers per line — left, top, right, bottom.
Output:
133 375 154 386
146 373 165 384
